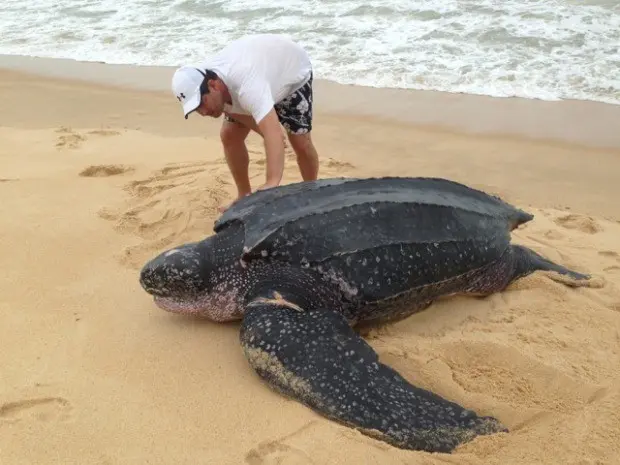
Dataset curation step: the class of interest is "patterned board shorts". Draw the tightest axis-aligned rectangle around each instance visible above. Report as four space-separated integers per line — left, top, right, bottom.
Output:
224 72 314 134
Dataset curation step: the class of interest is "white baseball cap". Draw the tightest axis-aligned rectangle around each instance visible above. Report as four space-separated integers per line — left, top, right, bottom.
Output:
171 66 206 119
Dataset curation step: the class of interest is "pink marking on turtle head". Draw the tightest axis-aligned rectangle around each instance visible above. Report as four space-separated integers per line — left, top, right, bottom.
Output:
153 283 245 322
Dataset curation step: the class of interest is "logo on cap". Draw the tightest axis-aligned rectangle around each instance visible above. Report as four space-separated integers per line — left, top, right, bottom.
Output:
176 92 186 102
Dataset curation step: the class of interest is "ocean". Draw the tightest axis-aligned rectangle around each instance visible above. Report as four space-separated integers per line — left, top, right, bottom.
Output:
1 0 619 105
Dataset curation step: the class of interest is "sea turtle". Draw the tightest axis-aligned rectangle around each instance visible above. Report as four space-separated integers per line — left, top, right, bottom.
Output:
138 176 590 453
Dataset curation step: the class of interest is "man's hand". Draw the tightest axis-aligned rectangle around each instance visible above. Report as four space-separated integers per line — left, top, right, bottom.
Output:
257 108 285 189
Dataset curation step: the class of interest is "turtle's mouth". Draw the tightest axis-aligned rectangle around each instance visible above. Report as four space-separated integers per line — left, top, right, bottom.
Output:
151 288 244 323
153 295 208 317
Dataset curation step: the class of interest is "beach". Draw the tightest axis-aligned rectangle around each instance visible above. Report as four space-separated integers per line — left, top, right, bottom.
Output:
1 57 620 465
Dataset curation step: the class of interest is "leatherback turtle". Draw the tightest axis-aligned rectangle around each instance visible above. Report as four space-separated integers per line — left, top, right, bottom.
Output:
139 176 590 453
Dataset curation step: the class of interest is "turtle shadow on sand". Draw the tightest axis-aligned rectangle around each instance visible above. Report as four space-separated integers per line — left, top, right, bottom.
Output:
138 176 596 454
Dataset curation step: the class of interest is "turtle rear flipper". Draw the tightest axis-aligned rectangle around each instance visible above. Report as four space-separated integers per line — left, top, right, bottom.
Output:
512 245 591 285
239 296 507 453
460 244 593 297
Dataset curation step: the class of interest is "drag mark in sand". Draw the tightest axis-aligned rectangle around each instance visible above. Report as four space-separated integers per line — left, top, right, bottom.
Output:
441 340 601 413
0 397 72 424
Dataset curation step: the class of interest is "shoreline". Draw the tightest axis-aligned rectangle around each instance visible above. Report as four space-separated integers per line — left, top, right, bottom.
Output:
2 53 620 149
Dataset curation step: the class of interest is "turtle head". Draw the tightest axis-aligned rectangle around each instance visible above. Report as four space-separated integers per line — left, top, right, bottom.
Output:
139 232 247 322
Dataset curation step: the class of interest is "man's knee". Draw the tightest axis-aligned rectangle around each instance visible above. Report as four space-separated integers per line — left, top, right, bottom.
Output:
287 133 314 157
220 120 250 147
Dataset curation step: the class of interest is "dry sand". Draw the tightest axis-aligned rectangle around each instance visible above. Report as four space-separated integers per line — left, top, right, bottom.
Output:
1 58 620 465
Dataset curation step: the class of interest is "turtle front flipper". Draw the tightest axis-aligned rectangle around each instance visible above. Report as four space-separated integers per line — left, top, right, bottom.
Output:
239 296 508 453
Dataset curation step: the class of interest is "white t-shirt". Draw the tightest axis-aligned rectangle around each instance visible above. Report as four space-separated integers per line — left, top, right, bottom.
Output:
198 34 313 125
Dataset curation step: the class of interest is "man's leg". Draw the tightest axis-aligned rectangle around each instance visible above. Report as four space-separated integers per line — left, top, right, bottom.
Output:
220 117 252 203
275 72 319 182
288 132 319 181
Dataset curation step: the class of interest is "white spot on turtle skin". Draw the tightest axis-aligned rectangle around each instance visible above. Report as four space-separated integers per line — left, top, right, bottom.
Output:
261 250 268 257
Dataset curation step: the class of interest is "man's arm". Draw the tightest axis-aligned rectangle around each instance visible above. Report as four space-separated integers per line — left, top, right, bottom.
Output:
236 77 285 190
256 108 285 190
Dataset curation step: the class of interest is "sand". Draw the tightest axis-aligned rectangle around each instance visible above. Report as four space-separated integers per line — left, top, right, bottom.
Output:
1 58 620 465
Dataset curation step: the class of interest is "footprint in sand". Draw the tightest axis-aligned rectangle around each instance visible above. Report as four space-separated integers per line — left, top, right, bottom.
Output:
98 160 231 269
87 129 121 137
325 159 355 169
55 126 121 151
0 178 18 182
543 229 565 240
245 442 315 465
599 250 619 260
598 251 620 273
120 161 216 200
79 164 134 177
55 127 86 150
554 213 603 234
0 397 72 424
245 423 318 465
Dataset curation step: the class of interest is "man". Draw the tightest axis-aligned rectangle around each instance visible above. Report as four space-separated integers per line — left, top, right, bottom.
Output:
171 34 320 212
